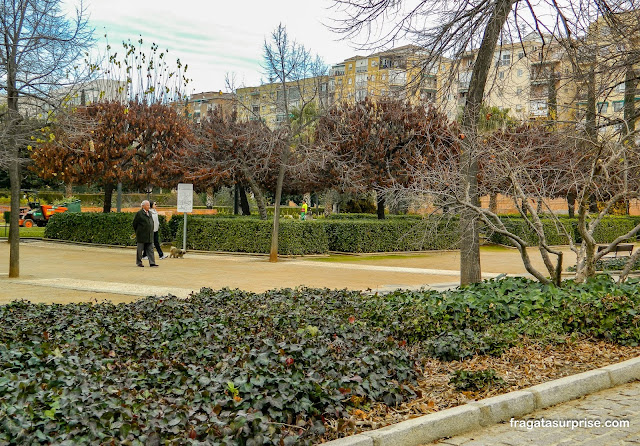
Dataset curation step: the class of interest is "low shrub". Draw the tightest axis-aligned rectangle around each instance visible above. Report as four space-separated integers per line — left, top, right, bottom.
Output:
45 212 170 246
449 369 506 391
489 215 640 246
567 256 640 272
47 212 454 254
177 216 329 255
2 276 640 443
489 216 575 245
325 218 459 252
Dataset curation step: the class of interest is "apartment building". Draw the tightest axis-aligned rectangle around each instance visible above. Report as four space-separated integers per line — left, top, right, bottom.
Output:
454 33 576 123
571 12 640 134
224 11 639 131
184 90 235 123
328 45 446 108
236 76 329 128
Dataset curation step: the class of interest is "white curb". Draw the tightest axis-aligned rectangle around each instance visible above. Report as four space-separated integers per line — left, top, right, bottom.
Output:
323 356 640 446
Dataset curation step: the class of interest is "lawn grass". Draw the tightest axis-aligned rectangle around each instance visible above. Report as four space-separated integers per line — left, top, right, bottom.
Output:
0 225 45 238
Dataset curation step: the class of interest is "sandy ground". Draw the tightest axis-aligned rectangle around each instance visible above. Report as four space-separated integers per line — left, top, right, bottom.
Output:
0 240 581 305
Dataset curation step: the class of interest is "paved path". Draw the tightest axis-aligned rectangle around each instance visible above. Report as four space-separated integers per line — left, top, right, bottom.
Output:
428 381 640 445
0 239 579 305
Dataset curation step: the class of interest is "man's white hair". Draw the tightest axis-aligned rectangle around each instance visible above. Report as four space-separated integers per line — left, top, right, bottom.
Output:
141 200 150 207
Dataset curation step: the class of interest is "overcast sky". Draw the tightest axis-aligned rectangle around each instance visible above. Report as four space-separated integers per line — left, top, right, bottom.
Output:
79 0 367 94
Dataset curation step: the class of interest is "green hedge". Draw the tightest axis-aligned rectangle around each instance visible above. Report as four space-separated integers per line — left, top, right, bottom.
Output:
45 212 170 246
175 216 458 253
325 219 459 252
325 213 423 220
45 213 458 254
489 216 640 246
176 216 329 255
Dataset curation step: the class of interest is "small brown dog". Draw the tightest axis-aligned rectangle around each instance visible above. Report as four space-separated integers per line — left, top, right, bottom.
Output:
169 246 186 258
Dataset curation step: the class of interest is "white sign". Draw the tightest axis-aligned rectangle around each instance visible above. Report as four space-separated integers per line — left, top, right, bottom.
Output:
177 183 193 213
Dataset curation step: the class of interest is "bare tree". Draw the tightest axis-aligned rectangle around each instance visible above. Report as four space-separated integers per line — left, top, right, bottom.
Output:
0 0 93 277
329 0 640 284
262 24 328 262
179 108 271 220
330 0 516 283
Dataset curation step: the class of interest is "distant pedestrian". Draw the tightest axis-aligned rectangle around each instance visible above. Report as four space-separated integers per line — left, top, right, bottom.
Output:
149 201 168 260
132 200 157 267
300 199 308 221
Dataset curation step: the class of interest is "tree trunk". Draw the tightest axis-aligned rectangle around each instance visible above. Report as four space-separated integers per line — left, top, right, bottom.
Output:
206 187 215 209
459 0 515 285
269 147 291 262
242 166 267 220
489 193 498 214
239 184 250 215
376 194 385 220
65 182 73 198
9 145 20 278
567 192 576 218
233 183 240 214
103 184 114 213
7 95 21 277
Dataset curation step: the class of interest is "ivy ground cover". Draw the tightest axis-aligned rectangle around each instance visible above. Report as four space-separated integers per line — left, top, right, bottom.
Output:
2 276 640 444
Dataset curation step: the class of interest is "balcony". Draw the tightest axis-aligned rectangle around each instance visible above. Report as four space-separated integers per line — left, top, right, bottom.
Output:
389 69 406 86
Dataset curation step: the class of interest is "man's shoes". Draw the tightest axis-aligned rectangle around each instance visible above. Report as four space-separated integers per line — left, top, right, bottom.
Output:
160 255 169 260
137 264 144 267
150 264 159 267
142 256 148 260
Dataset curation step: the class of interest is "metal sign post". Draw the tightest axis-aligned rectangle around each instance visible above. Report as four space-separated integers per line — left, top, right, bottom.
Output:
176 183 193 251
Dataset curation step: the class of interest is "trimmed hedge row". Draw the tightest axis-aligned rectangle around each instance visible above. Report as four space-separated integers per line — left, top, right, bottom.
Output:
45 212 640 254
325 213 423 220
177 217 329 255
45 212 170 246
489 216 640 246
324 219 459 252
171 216 458 255
175 217 459 254
45 213 459 254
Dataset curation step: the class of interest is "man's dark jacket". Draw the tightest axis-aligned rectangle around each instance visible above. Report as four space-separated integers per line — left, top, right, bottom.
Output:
132 209 153 244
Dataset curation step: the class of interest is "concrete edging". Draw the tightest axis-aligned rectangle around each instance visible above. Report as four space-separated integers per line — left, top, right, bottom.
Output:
324 356 640 446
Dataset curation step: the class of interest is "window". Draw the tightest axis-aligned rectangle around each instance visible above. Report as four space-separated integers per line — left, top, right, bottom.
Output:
348 63 352 70
500 53 511 66
498 71 504 79
518 52 524 60
370 74 376 82
516 87 522 96
598 102 608 113
348 78 352 85
252 105 259 113
613 101 624 112
616 83 625 93
516 104 522 112
517 69 523 77
382 74 386 80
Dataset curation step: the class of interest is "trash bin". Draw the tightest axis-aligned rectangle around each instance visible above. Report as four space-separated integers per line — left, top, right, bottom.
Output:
62 199 82 213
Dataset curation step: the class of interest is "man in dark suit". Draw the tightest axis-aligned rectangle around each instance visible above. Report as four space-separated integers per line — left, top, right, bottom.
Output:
132 200 158 267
